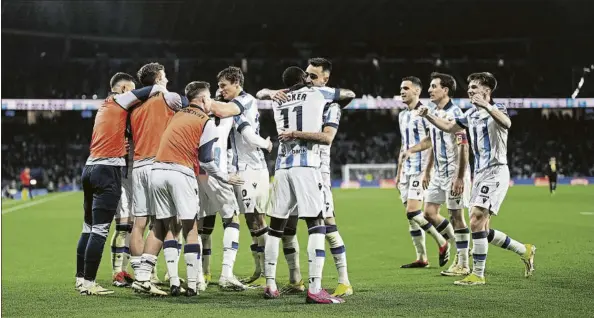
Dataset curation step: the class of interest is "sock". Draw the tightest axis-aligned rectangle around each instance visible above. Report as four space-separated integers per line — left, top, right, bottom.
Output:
83 222 111 281
249 231 260 275
408 219 427 262
408 210 446 247
488 229 527 256
221 222 240 278
256 227 268 277
76 223 91 278
110 224 131 275
454 228 470 267
265 228 283 292
122 225 132 271
131 256 142 277
201 229 213 276
307 225 327 294
163 240 180 286
436 219 456 246
136 253 157 281
184 244 201 291
282 228 301 284
472 231 489 277
326 225 349 285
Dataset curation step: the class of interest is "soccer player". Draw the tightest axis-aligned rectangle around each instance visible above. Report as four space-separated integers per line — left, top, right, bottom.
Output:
264 66 348 304
211 67 273 288
396 76 450 269
132 81 244 296
401 72 472 276
76 72 165 295
546 157 558 195
19 167 33 200
258 58 355 296
127 63 186 285
418 72 536 285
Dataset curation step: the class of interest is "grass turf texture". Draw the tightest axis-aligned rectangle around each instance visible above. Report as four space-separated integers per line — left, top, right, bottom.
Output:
2 187 594 317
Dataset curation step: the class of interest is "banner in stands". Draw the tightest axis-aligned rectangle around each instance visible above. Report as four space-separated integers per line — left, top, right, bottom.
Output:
332 177 594 189
3 98 594 110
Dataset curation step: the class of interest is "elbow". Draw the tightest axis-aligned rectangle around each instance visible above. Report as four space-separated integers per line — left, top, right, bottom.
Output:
344 90 356 99
321 137 332 145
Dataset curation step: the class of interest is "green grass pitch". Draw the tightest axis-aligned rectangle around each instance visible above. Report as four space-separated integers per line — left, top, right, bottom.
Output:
2 186 594 317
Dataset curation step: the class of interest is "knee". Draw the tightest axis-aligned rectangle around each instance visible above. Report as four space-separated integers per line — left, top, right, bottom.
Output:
469 209 488 231
91 223 110 238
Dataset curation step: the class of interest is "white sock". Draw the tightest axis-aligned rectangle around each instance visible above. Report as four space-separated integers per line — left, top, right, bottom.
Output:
221 223 240 278
265 234 281 292
437 219 456 246
326 226 349 285
123 230 131 271
455 228 470 267
130 256 142 277
83 279 95 288
488 229 527 256
472 231 489 277
256 231 268 276
200 233 212 276
184 244 200 291
409 211 446 246
137 253 157 282
282 234 301 284
163 240 180 286
307 226 326 294
408 219 427 261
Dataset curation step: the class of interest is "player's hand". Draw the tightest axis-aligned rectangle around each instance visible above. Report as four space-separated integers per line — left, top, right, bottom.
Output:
272 90 289 103
265 136 273 152
201 95 213 109
470 94 490 108
416 105 430 117
422 172 430 190
451 177 464 196
400 150 413 163
278 130 295 142
227 174 244 186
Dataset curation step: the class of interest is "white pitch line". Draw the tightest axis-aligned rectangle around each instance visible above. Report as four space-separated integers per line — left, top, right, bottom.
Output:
2 192 78 214
580 212 594 215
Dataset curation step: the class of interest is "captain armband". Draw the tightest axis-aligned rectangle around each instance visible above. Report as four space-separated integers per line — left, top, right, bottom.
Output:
455 132 468 145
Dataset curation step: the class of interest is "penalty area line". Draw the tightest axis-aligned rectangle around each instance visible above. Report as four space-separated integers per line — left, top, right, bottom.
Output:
2 192 78 214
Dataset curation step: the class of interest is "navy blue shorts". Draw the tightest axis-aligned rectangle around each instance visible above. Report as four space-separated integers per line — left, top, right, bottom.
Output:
82 165 122 224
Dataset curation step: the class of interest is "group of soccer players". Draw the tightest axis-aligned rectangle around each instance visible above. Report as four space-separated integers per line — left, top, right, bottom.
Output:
74 56 537 305
75 58 355 304
396 71 537 285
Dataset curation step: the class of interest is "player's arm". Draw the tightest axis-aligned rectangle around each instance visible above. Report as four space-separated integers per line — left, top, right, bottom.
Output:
163 92 189 111
455 132 469 179
235 115 272 151
316 87 356 108
484 104 511 129
279 130 333 145
198 120 243 185
419 106 465 133
403 136 432 159
113 85 167 110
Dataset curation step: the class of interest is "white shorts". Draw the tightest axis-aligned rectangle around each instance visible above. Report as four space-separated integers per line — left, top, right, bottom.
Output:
398 173 425 204
198 175 239 219
289 171 334 217
151 169 199 220
234 168 270 214
425 172 471 210
116 175 133 219
132 165 153 217
470 165 510 215
270 167 325 219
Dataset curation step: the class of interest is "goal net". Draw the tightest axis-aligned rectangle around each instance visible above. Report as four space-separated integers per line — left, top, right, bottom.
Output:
341 163 398 188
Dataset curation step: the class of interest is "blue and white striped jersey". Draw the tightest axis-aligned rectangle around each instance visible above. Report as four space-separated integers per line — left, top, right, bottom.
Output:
399 102 431 176
274 86 339 170
455 103 509 173
229 91 267 172
199 116 233 176
428 100 470 179
320 103 341 174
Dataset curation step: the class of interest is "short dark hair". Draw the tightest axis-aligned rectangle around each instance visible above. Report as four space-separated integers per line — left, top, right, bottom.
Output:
308 57 332 73
137 62 165 86
430 72 457 96
467 72 497 92
402 76 422 89
282 66 307 87
185 81 211 101
216 66 244 87
109 72 135 89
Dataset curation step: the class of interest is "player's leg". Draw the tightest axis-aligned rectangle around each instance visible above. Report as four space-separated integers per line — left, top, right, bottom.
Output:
75 166 93 291
163 221 183 295
401 175 430 268
199 215 215 285
80 165 121 295
111 175 133 287
264 169 294 299
454 205 489 286
218 215 243 290
421 201 450 267
181 217 201 297
280 213 304 293
129 166 151 277
439 181 471 276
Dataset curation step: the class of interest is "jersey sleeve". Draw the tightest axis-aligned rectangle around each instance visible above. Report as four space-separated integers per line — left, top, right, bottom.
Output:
163 92 189 111
233 113 251 133
113 85 167 110
230 93 255 115
313 86 340 103
198 120 227 182
455 108 472 129
495 103 509 117
322 103 341 129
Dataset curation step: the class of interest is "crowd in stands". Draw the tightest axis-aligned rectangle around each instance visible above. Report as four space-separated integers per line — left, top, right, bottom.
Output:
3 109 593 196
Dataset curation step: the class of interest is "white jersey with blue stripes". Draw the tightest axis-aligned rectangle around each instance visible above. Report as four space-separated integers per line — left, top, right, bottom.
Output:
399 102 431 176
229 91 267 172
455 103 509 173
320 103 341 174
199 116 233 176
274 85 339 170
428 100 469 179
